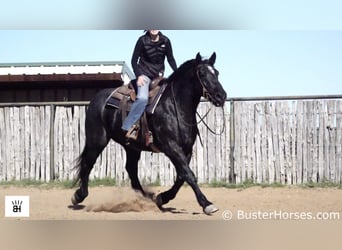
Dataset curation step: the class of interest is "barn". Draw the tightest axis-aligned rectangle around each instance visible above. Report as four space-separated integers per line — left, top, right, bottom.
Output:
0 61 134 103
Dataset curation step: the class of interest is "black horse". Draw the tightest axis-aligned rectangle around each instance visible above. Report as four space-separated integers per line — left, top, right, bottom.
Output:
71 52 227 214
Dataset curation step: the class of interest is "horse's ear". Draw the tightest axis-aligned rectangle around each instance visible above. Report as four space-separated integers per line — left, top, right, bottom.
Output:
209 52 216 65
196 52 202 64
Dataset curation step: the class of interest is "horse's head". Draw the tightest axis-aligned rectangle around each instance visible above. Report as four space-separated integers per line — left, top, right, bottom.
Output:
195 52 227 107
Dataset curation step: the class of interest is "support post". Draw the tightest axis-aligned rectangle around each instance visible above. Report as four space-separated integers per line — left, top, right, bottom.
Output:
49 104 55 181
229 100 236 183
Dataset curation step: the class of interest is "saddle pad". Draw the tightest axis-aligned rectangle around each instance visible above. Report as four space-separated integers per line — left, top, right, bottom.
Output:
105 83 167 115
106 96 120 109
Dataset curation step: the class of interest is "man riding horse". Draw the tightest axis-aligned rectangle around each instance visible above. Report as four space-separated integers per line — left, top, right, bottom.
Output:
121 30 177 141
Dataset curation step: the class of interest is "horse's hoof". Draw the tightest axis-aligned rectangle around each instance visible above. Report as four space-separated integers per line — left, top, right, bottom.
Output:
155 194 164 208
204 204 219 215
144 191 156 201
71 193 79 205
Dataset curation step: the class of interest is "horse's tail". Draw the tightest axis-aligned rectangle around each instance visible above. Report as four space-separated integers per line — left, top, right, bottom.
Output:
71 146 88 187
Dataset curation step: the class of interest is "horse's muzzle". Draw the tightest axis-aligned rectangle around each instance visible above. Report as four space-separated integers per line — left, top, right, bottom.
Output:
211 92 227 107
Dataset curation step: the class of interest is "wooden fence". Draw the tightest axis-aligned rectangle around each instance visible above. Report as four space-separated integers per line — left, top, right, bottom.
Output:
0 96 341 185
232 98 342 184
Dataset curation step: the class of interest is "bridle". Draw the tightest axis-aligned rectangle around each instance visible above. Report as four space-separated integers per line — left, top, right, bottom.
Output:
196 66 212 102
195 65 226 135
171 64 226 142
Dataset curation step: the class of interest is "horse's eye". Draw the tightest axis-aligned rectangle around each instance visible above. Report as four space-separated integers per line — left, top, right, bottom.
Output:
199 67 206 76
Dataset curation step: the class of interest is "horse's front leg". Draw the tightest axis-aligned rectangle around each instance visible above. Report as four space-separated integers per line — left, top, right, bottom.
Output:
161 147 219 215
125 148 154 199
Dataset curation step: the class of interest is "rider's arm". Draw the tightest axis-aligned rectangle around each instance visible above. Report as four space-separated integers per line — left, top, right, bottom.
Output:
165 39 177 72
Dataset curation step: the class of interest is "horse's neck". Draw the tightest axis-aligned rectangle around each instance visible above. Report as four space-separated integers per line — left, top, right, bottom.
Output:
167 76 202 110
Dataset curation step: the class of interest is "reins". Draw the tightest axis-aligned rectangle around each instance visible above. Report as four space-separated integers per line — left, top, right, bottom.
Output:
196 107 226 135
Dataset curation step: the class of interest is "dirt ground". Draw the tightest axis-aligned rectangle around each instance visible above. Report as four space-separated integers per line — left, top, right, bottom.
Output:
1 185 342 220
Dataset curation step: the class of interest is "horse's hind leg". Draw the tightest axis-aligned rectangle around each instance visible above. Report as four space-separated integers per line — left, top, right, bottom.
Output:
72 135 109 205
164 150 218 214
155 175 184 209
155 153 190 208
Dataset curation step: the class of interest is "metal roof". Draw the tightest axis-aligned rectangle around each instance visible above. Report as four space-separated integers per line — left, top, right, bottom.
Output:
0 61 134 84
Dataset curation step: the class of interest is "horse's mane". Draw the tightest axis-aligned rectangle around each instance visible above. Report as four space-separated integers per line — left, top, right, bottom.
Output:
167 58 197 82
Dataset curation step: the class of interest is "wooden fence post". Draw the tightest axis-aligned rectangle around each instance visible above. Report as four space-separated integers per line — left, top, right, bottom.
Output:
229 100 236 183
49 104 55 181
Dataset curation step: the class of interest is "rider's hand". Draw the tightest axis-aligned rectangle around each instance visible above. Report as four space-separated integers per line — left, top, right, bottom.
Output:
137 75 145 87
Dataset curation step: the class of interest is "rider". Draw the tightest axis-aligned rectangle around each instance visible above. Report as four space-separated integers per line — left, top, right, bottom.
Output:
122 30 177 140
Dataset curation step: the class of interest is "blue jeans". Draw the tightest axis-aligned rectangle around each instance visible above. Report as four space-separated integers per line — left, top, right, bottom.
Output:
121 75 151 131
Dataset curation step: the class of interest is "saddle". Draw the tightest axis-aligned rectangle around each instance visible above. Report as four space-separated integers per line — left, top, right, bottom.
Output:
106 77 166 151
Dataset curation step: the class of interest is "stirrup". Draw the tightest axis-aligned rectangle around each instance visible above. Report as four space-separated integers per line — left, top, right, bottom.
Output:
145 131 153 146
126 125 139 140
